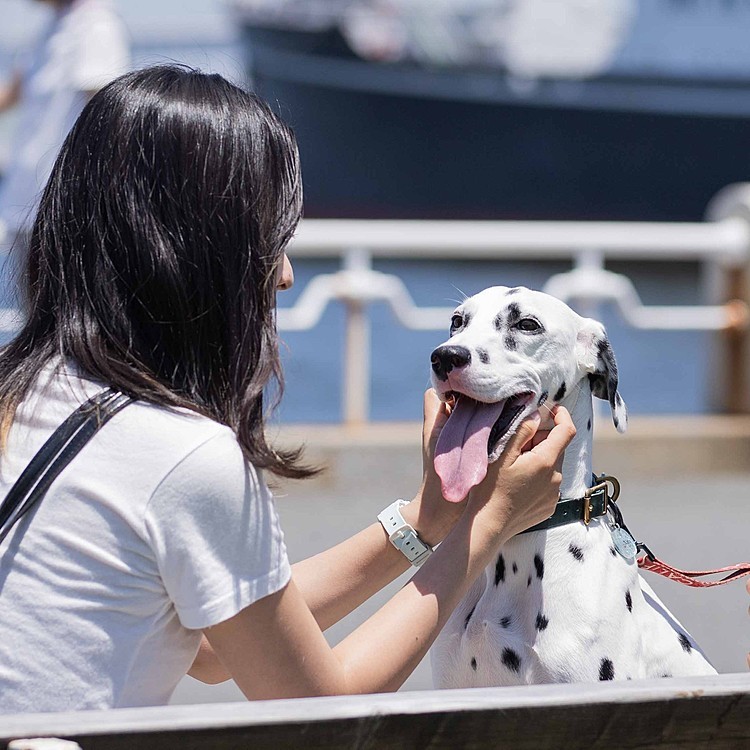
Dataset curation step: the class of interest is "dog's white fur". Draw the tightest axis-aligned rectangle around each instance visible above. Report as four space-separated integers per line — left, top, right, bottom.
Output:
430 286 715 686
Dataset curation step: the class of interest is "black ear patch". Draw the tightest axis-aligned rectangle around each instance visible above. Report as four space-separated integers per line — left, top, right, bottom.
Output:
588 337 627 432
588 339 618 402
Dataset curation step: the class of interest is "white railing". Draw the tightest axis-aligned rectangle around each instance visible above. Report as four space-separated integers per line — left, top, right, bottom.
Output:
280 184 750 425
3 187 750 424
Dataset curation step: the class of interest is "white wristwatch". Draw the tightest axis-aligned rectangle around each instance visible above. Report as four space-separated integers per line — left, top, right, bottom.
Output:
377 499 433 567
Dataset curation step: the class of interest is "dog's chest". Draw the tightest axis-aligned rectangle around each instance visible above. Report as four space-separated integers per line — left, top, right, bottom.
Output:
431 522 648 687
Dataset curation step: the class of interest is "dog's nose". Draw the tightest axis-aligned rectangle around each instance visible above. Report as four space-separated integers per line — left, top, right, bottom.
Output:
431 345 471 381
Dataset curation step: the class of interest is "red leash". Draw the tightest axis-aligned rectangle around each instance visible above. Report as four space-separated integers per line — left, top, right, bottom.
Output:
581 475 749 589
637 551 750 588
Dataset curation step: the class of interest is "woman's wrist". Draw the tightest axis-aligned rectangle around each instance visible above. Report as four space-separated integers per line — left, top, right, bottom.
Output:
401 480 463 548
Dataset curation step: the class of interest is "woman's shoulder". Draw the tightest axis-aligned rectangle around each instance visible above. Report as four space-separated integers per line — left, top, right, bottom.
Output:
25 359 246 475
123 400 240 458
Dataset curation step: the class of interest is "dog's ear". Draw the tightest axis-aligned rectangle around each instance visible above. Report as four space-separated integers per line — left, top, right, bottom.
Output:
575 318 627 433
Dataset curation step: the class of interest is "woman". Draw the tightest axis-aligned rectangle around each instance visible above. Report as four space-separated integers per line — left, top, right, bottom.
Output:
0 66 574 712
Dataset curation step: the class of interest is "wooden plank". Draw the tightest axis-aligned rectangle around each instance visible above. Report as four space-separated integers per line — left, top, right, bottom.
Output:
2 674 750 750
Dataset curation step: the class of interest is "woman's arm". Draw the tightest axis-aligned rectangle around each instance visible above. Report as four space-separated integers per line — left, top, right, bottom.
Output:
189 391 456 683
202 407 574 698
291 390 461 631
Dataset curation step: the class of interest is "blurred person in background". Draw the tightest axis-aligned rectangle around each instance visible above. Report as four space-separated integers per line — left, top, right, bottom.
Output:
0 0 129 247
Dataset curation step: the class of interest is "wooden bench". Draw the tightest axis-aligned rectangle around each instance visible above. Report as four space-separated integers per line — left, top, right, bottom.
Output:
3 673 749 749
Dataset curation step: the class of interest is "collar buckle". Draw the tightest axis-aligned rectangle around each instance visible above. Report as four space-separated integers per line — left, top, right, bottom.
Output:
583 474 621 525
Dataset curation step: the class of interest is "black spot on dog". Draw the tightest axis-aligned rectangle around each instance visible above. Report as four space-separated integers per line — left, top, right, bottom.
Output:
506 302 521 325
504 335 517 351
537 391 548 407
533 554 544 579
512 562 518 574
536 613 549 631
599 658 615 681
661 673 672 679
500 616 512 628
554 382 567 402
506 287 521 295
494 554 505 585
609 546 617 557
493 313 504 330
471 657 477 671
568 544 584 562
477 348 490 365
587 419 592 431
678 633 693 653
613 415 620 429
502 648 521 673
527 575 532 587
625 590 633 612
464 604 476 630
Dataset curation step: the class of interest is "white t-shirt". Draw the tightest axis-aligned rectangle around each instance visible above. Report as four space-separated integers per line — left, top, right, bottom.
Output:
0 361 291 714
0 0 130 234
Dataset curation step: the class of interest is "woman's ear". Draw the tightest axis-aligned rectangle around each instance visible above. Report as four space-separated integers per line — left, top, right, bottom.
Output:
576 318 628 433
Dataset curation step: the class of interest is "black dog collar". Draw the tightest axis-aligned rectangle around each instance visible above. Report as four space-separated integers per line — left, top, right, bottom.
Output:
520 474 621 535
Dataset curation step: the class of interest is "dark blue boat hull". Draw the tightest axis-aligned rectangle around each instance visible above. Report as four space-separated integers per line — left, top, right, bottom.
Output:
243 26 750 221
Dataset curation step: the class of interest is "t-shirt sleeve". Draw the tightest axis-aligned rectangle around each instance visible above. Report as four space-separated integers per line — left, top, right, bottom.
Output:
143 429 291 630
72 10 130 92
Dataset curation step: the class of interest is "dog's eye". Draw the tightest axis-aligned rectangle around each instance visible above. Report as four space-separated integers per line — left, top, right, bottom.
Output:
516 318 541 332
450 314 464 332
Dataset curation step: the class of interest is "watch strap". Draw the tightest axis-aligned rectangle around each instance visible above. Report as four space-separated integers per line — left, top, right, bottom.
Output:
377 499 433 567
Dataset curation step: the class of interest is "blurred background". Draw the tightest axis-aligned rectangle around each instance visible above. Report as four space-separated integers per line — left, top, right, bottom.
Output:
1 0 750 704
2 0 750 422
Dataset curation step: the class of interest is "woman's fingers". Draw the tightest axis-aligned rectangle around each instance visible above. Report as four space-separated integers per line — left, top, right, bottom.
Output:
423 389 444 431
497 411 541 466
527 406 576 466
422 389 451 470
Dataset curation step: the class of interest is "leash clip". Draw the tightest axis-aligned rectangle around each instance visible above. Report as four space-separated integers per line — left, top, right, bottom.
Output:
583 474 620 525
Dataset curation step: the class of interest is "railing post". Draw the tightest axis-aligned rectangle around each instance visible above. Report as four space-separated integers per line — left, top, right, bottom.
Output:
343 299 370 426
706 183 750 413
342 248 372 426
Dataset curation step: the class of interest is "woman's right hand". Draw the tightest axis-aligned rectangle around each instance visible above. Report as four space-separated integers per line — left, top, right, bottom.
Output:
467 406 576 543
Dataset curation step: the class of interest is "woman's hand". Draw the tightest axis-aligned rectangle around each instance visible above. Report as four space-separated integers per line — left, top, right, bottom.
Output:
467 405 575 543
402 390 463 547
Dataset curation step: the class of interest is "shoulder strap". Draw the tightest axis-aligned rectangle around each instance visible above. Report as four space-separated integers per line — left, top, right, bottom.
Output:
0 387 133 547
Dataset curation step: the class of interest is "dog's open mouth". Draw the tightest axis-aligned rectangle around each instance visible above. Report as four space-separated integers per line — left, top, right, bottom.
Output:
434 392 535 503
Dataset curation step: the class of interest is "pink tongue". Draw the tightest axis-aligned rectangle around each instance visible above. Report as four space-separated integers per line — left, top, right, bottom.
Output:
434 397 507 503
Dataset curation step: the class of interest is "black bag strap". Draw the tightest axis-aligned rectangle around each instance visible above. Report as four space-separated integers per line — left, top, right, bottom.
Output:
0 387 133 546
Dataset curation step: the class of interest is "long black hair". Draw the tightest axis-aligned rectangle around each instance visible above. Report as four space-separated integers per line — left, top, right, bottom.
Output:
0 65 314 479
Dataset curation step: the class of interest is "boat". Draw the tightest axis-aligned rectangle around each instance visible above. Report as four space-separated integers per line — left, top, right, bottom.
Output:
230 0 750 221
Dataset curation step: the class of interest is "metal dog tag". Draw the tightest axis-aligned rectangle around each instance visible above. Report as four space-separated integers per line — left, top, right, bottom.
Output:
611 526 637 561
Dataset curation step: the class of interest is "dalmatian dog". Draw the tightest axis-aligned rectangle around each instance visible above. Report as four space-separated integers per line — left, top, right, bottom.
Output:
429 286 716 686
